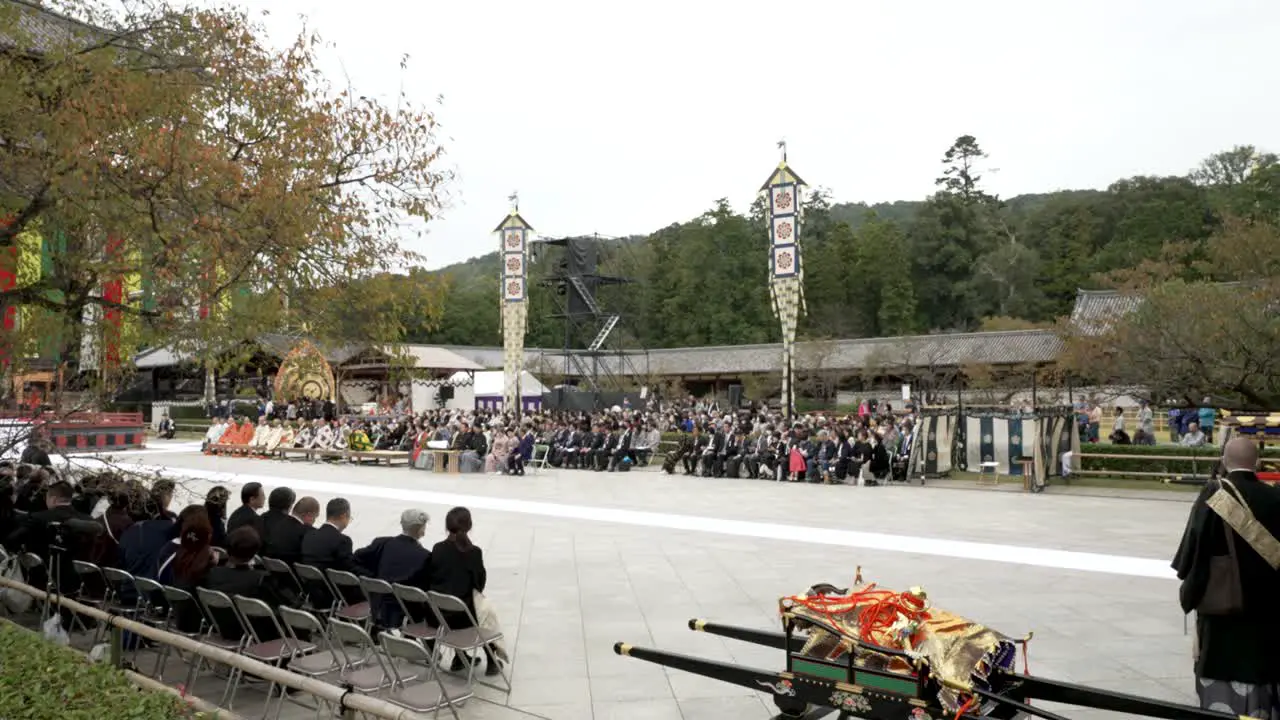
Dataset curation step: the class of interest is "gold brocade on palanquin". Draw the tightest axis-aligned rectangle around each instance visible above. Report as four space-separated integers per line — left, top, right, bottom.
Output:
783 583 1021 713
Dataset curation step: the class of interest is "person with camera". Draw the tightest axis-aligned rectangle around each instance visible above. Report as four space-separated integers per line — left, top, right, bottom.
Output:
19 436 52 467
6 481 96 629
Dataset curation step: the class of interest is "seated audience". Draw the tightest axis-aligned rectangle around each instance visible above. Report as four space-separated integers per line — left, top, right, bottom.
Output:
868 433 891 485
153 504 207 582
431 507 506 675
162 508 219 634
259 486 294 545
292 421 315 449
226 482 266 537
310 421 334 450
263 492 319 565
452 421 487 473
203 527 285 642
354 508 433 628
204 486 231 549
349 424 374 452
633 424 660 465
485 429 513 473
91 487 136 567
507 426 535 475
202 419 227 452
157 412 176 440
249 419 271 451
1181 421 1207 447
271 421 295 451
300 497 365 606
606 423 634 472
14 466 47 513
5 481 93 614
20 438 52 467
0 472 14 544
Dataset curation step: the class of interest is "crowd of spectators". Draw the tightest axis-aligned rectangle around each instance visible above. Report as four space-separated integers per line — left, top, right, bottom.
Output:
1075 398 1219 448
657 398 916 484
0 468 505 677
198 395 924 486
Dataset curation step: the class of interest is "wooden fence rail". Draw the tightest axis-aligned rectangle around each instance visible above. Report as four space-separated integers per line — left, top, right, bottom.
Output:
0 575 435 720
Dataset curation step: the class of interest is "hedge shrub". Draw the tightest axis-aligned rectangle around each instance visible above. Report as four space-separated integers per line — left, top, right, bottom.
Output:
0 622 198 719
1078 443 1280 477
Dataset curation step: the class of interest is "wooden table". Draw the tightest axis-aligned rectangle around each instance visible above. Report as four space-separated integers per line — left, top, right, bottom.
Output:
1015 456 1036 492
430 449 461 474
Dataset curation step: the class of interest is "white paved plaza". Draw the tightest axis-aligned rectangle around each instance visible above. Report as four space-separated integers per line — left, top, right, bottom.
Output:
68 442 1199 719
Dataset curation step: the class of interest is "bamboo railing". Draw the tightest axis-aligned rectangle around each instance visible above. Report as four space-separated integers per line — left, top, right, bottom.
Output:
0 575 436 720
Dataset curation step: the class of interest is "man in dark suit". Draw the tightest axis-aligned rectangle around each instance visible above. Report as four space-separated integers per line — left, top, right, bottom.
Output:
354 508 433 628
607 423 633 472
592 426 618 471
580 424 604 469
508 427 535 476
300 497 365 606
204 526 285 642
701 420 721 476
260 487 295 539
6 481 96 628
226 482 265 538
262 494 318 565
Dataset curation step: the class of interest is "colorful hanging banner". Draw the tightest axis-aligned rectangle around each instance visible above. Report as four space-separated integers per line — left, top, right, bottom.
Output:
494 201 534 415
760 148 808 421
101 235 126 370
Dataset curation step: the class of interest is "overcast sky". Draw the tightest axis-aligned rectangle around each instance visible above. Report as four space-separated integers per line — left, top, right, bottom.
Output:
236 0 1280 269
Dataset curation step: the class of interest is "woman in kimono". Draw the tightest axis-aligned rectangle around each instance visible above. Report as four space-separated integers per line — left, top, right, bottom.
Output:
412 422 434 470
292 421 314 448
485 428 512 473
787 425 809 483
348 424 374 451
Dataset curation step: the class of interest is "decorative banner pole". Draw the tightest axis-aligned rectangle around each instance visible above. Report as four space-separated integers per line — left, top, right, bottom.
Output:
495 193 534 417
761 142 807 422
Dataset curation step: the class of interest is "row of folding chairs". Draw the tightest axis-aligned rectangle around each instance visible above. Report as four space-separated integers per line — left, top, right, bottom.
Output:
4 548 509 718
1 548 106 634
259 557 512 695
59 557 479 719
193 589 473 719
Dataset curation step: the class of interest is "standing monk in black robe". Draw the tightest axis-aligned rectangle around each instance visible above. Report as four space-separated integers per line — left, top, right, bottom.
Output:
1173 438 1280 717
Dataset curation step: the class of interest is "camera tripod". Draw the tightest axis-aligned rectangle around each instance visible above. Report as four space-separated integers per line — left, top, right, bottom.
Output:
42 523 94 638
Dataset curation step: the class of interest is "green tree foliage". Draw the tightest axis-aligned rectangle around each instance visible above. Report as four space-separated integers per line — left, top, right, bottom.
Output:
0 0 449 398
1060 218 1280 410
425 139 1279 350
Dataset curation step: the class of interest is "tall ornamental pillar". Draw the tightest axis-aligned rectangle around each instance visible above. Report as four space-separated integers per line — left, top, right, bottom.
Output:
495 196 534 416
760 144 808 421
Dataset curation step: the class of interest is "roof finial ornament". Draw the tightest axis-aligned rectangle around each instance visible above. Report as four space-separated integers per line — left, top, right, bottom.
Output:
508 190 519 213
777 139 787 165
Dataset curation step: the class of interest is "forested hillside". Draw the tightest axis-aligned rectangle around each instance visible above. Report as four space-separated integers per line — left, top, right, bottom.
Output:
410 139 1280 349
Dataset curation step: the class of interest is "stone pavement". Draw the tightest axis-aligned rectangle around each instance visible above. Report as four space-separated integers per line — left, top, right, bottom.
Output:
66 444 1200 719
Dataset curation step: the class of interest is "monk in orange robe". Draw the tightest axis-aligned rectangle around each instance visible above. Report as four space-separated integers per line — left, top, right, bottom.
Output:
224 418 252 445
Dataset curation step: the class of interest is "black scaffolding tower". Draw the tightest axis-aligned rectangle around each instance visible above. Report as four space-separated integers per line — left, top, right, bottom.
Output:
536 235 648 409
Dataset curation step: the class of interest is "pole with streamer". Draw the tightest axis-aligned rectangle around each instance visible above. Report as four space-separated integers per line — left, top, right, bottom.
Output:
761 142 807 422
495 195 534 418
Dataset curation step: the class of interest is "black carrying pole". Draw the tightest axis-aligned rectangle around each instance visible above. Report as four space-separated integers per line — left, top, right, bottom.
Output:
682 617 1242 720
689 619 804 651
1016 675 1237 720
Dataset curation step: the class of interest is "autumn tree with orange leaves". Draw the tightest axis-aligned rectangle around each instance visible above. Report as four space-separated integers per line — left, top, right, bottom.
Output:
0 0 449 400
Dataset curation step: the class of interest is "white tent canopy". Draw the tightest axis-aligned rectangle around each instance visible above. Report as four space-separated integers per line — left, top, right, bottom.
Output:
430 370 547 411
450 370 547 398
